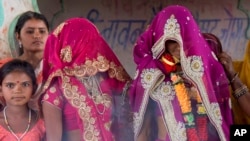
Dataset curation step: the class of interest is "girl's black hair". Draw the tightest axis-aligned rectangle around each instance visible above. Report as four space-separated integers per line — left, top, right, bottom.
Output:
0 59 37 94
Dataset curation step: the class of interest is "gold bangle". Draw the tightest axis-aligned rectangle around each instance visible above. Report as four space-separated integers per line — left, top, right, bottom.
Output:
229 72 239 84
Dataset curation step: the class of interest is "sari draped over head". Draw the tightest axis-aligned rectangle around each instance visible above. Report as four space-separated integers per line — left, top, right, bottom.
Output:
129 5 232 141
232 41 250 124
202 33 223 56
42 18 131 141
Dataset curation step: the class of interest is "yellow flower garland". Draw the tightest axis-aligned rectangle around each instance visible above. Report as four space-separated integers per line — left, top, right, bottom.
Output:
171 72 208 141
171 73 191 113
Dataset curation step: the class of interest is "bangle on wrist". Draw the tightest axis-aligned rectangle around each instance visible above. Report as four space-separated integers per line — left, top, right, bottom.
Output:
233 85 249 99
229 72 239 85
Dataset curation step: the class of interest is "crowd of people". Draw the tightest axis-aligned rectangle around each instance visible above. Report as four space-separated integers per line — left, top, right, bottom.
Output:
0 4 249 141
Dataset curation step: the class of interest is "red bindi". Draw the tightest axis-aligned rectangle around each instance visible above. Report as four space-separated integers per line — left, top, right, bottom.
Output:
16 81 19 83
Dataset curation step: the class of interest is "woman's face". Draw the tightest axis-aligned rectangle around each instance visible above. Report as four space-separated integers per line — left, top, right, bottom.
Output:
165 41 180 60
16 18 49 54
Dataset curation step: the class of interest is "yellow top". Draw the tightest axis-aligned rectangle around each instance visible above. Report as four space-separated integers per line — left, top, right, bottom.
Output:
232 41 250 124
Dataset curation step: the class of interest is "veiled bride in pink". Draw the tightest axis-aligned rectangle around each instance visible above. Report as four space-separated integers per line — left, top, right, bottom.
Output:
41 18 133 141
129 5 232 141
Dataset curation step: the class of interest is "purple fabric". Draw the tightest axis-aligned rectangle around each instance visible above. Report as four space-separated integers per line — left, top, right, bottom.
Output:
130 5 232 141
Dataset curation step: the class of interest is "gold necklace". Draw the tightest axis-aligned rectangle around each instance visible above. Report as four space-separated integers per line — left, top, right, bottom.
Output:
3 107 31 141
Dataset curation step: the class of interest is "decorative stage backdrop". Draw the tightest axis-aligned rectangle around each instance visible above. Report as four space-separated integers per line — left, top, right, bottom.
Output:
0 0 249 76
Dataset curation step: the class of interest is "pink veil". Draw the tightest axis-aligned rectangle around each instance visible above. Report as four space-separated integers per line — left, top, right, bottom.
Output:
42 18 132 141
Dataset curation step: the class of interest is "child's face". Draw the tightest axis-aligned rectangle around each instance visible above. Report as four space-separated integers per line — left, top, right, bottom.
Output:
166 41 180 60
0 71 33 106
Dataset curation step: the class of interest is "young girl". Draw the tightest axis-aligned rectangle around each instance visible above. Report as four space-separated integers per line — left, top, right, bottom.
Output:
0 59 45 141
130 5 232 141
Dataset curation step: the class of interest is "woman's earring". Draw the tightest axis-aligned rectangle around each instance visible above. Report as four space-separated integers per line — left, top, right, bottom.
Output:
19 42 22 48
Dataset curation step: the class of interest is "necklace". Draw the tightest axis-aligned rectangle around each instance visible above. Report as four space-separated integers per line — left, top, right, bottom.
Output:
3 107 31 141
78 76 106 115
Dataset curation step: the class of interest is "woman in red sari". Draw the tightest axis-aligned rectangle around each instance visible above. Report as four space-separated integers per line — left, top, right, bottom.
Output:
41 18 133 141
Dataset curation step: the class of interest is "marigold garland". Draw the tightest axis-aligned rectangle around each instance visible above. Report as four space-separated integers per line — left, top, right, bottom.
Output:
160 54 208 141
196 92 208 141
171 74 191 113
171 72 208 141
